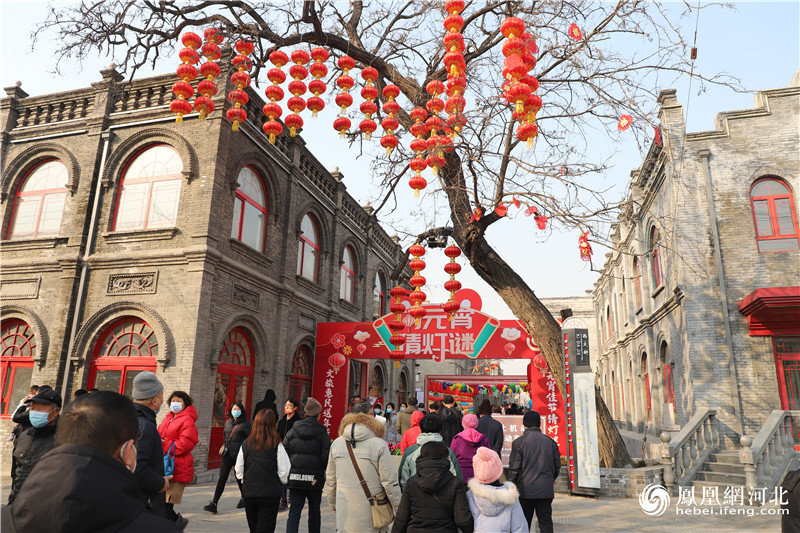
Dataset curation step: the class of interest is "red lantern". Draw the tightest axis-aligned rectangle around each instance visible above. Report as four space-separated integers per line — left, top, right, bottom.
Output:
446 75 467 96
335 93 353 114
380 134 398 154
264 85 284 103
443 51 466 76
500 17 525 39
534 213 548 230
287 96 306 114
360 99 378 118
329 351 346 374
495 204 508 217
231 70 251 89
182 32 202 50
193 96 214 117
170 98 192 122
262 120 283 144
444 0 465 14
359 119 377 140
444 14 464 32
568 23 583 41
516 122 538 149
444 32 465 53
389 286 408 368
338 55 356 73
361 66 379 85
443 244 462 319
235 40 255 56
333 116 351 138
228 89 249 107
226 107 247 132
228 40 254 131
307 97 325 118
408 244 427 326
204 27 224 45
408 107 429 196
285 113 303 137
426 80 445 97
533 353 548 372
177 63 198 83
618 114 633 131
336 75 355 92
578 231 592 262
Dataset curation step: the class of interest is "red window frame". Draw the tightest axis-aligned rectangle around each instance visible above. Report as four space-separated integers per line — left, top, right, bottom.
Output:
642 353 652 421
341 245 356 303
112 144 182 232
606 306 612 339
633 257 643 308
232 166 269 253
87 317 158 396
288 345 313 402
650 227 663 289
374 272 386 317
750 178 800 253
297 214 320 282
773 338 800 448
0 319 36 418
661 341 676 410
6 159 69 240
611 371 618 417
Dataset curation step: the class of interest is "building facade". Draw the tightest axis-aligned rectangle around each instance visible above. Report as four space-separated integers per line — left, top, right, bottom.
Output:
0 67 412 477
592 74 800 444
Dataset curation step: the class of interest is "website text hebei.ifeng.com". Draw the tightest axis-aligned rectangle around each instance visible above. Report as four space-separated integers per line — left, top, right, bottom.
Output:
675 506 788 517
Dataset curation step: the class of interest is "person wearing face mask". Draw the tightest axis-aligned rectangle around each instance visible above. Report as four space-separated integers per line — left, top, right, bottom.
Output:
277 398 301 511
7 387 61 504
204 401 252 514
1 391 180 533
157 391 199 526
384 402 401 445
131 372 180 526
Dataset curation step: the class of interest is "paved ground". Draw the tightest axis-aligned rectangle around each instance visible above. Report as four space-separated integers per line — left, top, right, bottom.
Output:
3 476 782 531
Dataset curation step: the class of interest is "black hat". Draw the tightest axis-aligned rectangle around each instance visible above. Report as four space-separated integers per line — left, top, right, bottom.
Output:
523 410 541 428
26 387 62 408
443 395 454 404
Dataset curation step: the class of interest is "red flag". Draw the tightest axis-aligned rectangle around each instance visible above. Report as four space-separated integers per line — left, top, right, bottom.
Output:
469 208 482 223
512 197 521 208
654 126 661 146
534 214 548 230
495 204 508 217
524 205 538 217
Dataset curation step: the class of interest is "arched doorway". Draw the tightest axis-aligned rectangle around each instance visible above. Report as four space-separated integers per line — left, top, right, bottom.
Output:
370 363 385 402
208 327 255 469
289 345 313 403
397 369 408 407
0 318 36 416
87 317 158 397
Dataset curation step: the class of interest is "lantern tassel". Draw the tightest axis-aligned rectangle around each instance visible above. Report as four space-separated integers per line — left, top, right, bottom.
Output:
175 114 183 124
414 188 420 198
395 360 400 368
312 110 318 118
527 137 534 149
516 102 524 113
269 134 276 144
231 121 239 131
366 132 372 141
450 65 458 76
290 128 297 137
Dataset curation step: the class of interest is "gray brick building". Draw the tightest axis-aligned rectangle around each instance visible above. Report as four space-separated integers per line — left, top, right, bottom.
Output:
0 66 412 478
592 72 800 445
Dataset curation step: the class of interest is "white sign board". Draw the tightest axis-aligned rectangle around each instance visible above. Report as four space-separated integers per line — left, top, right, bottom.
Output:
573 372 601 489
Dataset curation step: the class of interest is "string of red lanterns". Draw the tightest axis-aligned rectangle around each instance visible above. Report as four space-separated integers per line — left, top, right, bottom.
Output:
380 84 400 155
388 287 409 368
443 0 467 139
171 32 201 123
284 49 309 137
442 245 462 320
307 47 328 118
334 55 356 137
409 107 429 197
263 50 288 144
500 17 541 149
226 39 254 131
195 28 223 119
359 66 379 140
408 244 427 326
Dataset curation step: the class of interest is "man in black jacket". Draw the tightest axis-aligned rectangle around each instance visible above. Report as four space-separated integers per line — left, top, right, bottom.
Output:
131 372 185 528
438 395 463 447
253 388 279 419
475 399 504 456
392 441 474 533
508 411 560 533
1 391 180 533
7 387 61 504
284 397 331 533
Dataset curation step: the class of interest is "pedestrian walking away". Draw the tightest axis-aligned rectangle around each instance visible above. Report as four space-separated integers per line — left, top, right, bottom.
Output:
277 398 302 511
235 409 290 533
253 389 279 420
449 413 490 482
1 391 180 532
467 447 527 533
399 414 462 491
7 386 60 504
437 395 463 447
158 391 199 527
131 372 181 526
204 401 252 514
475 400 504 457
508 410 560 533
324 401 402 533
396 402 418 436
284 397 330 533
399 410 424 453
391 440 474 533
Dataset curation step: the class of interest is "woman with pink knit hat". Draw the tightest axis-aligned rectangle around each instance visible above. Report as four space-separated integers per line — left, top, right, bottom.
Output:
449 414 489 482
467 447 527 533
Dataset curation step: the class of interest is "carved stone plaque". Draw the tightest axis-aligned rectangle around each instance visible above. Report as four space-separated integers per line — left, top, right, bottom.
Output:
232 284 259 311
0 278 40 299
298 313 316 332
107 272 158 295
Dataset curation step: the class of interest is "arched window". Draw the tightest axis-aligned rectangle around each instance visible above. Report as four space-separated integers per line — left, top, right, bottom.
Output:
88 317 158 397
649 226 663 289
289 345 313 403
340 245 356 303
633 257 643 308
750 177 800 252
370 364 385 398
606 305 612 339
231 167 268 252
0 319 35 417
297 214 319 282
641 352 651 421
621 277 628 324
7 160 69 239
114 145 182 231
661 341 676 411
373 271 387 318
611 370 618 418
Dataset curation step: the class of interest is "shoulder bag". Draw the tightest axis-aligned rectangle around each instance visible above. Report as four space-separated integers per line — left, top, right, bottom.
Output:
163 442 175 476
345 440 394 528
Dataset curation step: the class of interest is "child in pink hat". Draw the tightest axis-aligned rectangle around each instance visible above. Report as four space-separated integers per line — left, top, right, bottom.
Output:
466 447 527 533
450 413 489 482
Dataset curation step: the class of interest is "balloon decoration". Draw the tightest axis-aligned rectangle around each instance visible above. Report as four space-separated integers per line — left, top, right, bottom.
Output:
359 66 379 140
284 49 310 137
388 286 408 368
334 55 356 137
171 32 201 123
195 28 223 119
263 50 288 144
500 17 541 149
226 39 254 131
568 23 583 41
430 381 532 396
408 107 429 197
442 245 462 319
380 84 400 155
408 244 427 326
307 47 328 118
618 114 633 131
578 231 592 262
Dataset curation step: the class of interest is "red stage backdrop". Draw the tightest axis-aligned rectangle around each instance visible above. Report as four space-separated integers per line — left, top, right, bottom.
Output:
313 289 566 444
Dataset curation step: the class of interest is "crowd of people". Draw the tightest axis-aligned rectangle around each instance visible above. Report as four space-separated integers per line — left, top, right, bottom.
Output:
2 378 560 533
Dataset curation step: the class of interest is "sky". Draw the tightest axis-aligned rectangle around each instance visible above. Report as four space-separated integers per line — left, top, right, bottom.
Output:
1 1 798 334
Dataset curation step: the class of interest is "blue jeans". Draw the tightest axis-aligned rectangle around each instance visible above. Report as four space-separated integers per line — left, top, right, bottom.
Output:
286 489 322 533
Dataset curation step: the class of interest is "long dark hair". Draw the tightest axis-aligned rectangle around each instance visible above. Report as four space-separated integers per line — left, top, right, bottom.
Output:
230 401 248 421
247 409 281 450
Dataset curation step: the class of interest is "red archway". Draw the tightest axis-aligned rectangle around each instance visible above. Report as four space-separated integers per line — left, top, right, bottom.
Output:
88 317 158 397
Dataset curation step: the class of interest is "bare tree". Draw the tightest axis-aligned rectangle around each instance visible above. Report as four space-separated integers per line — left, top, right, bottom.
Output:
36 0 742 467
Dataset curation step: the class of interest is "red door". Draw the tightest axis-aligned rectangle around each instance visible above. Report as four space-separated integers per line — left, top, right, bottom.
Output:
88 317 157 397
774 337 800 449
208 327 255 469
288 345 313 402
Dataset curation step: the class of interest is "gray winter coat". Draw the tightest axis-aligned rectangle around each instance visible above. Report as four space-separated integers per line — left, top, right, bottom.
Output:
466 479 528 533
507 426 560 499
384 411 402 444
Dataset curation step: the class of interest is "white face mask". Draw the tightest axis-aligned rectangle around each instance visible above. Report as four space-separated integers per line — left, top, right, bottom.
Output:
120 440 137 473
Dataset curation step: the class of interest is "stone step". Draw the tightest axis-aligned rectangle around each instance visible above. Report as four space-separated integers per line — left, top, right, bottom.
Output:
692 480 746 492
704 461 746 474
707 452 740 465
696 470 746 484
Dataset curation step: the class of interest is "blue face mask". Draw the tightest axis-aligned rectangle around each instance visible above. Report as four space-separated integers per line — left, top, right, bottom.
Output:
386 408 392 414
374 408 381 414
231 409 242 418
170 402 184 413
29 409 53 428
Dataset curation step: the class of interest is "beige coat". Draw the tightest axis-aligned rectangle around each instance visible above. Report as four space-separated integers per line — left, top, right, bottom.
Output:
323 413 402 533
396 405 417 435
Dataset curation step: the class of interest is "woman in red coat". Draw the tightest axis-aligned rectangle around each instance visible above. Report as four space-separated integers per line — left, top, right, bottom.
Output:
158 390 199 526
